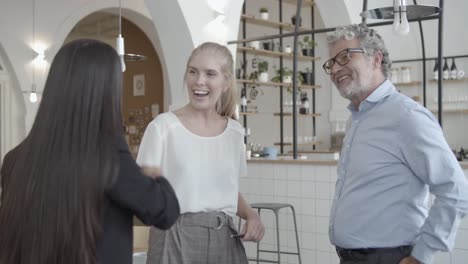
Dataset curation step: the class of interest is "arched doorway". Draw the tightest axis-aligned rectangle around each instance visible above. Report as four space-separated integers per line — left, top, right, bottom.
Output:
63 12 164 157
0 46 26 164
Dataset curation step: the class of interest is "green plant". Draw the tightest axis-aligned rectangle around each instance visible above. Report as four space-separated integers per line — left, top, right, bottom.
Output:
302 36 316 49
271 67 303 84
258 61 269 73
248 71 258 80
259 7 268 13
271 67 292 82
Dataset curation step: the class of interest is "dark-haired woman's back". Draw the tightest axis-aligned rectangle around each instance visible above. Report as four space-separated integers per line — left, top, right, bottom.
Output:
0 136 179 264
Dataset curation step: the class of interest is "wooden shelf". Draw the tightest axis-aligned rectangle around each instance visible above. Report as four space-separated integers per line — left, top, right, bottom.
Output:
430 108 468 114
237 79 321 89
274 141 322 146
273 112 321 117
281 0 315 6
241 14 312 31
237 47 319 61
239 111 258 116
394 81 421 87
429 78 468 83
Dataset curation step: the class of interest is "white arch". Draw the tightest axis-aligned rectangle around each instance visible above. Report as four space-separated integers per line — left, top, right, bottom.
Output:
0 44 26 159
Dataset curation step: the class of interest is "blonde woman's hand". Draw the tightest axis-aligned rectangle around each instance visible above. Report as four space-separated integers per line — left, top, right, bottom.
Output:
140 166 162 179
399 256 421 264
240 210 265 242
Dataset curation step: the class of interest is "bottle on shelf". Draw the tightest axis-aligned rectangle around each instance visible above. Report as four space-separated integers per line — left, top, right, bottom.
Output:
240 89 247 112
450 58 458 80
442 58 450 80
433 60 439 80
299 92 310 114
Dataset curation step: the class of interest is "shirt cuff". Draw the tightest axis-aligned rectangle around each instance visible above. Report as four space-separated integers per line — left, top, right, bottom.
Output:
411 240 435 264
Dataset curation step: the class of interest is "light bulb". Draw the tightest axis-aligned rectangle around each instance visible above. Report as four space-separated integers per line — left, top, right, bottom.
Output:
398 10 410 35
29 83 38 103
29 91 37 103
393 9 400 33
393 0 410 36
116 34 126 72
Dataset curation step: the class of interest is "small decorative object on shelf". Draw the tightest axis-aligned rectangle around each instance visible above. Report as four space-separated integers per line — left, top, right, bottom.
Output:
257 60 269 82
400 66 411 83
298 36 316 56
390 67 399 83
442 58 449 80
291 15 301 26
262 39 274 51
299 92 310 114
450 58 458 80
259 7 269 20
249 40 260 49
283 45 292 53
240 89 247 112
299 68 314 84
432 61 439 80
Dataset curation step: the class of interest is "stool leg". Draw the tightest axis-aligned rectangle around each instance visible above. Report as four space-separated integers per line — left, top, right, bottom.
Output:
290 206 301 264
256 208 261 264
275 212 280 264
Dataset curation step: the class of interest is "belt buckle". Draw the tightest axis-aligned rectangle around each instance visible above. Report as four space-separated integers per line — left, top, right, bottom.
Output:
214 214 224 229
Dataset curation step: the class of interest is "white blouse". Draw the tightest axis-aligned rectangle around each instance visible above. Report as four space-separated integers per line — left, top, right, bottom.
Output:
136 112 246 216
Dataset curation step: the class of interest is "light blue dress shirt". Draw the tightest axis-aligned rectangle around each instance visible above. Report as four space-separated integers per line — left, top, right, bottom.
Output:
329 80 468 264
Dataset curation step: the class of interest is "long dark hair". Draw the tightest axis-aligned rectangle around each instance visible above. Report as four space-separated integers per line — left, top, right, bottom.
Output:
0 39 123 264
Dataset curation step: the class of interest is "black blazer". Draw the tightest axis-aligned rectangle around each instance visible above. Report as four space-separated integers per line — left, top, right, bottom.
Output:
97 137 180 264
0 137 180 264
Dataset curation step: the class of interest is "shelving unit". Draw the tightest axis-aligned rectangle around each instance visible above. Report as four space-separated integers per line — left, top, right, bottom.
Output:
273 112 321 117
236 79 321 89
241 14 312 31
237 0 319 156
274 141 322 146
237 47 319 61
394 81 422 87
430 109 468 114
429 77 467 83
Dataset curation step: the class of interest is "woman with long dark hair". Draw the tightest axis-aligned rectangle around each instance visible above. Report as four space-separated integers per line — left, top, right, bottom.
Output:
0 39 180 264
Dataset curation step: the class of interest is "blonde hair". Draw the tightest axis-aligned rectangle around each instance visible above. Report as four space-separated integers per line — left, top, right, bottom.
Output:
185 42 237 119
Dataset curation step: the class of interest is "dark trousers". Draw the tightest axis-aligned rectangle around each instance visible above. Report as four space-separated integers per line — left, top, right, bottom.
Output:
336 246 413 264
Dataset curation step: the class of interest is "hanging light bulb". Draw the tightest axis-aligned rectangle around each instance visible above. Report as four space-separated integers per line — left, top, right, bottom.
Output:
116 0 126 72
398 0 410 35
393 0 401 33
393 0 410 35
29 83 38 103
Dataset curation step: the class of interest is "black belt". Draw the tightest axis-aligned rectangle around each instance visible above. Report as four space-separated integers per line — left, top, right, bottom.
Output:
336 245 412 261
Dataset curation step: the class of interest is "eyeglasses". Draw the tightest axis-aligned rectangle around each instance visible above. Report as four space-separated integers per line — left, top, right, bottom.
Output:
322 48 366 75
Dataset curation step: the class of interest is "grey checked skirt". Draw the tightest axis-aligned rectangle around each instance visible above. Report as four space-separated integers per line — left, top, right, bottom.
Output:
146 211 248 264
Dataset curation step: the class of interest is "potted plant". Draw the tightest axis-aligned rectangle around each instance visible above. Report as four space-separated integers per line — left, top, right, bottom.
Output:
291 15 302 27
262 40 274 51
271 67 293 83
259 7 269 20
283 44 292 53
299 36 316 56
299 68 314 85
258 60 269 82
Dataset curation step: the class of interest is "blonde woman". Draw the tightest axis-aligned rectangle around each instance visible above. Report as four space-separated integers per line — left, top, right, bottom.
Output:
137 42 264 264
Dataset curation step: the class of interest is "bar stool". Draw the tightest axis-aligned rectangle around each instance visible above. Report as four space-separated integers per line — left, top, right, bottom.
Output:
240 203 301 264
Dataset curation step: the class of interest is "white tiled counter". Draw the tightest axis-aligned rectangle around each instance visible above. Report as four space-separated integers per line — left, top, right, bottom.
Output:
239 159 468 264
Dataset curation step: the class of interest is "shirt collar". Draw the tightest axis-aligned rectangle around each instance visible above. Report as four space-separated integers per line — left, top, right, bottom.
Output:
347 79 396 112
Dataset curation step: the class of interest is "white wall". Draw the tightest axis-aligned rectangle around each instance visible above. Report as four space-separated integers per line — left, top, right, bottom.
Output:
0 0 244 151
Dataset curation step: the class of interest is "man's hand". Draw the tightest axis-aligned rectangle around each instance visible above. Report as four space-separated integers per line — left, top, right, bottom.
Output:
140 166 162 179
399 256 421 264
239 210 265 242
